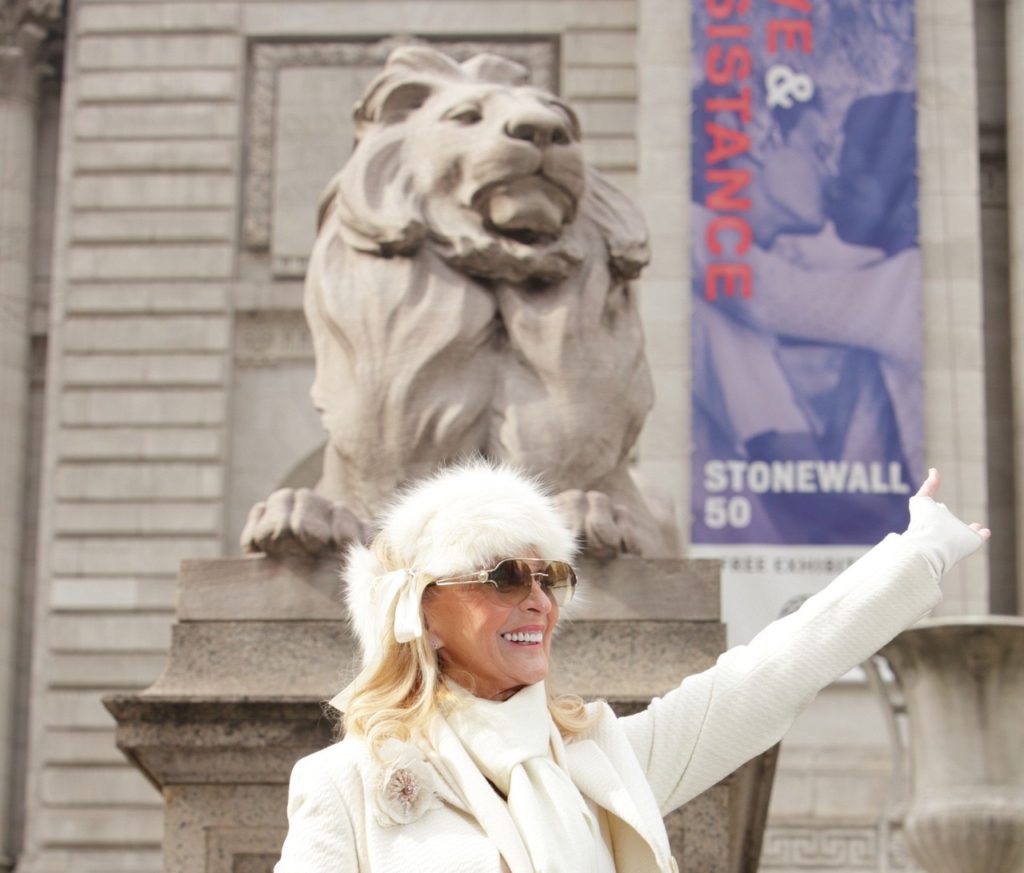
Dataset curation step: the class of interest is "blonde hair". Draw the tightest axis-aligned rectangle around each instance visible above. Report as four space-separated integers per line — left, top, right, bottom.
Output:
341 534 596 756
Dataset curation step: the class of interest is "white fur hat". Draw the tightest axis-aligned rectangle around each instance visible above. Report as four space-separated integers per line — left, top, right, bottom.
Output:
343 460 577 665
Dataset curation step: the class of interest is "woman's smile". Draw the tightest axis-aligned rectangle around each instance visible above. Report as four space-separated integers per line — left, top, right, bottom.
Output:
499 624 546 645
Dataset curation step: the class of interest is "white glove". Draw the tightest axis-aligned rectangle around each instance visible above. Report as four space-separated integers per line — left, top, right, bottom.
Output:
903 494 986 578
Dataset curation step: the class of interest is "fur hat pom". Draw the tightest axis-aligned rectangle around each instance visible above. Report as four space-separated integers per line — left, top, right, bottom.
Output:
342 541 390 662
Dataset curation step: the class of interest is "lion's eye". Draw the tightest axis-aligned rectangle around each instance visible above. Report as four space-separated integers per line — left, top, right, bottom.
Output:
446 106 483 125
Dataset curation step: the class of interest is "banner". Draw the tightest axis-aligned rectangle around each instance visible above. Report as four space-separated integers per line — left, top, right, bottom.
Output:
690 0 922 547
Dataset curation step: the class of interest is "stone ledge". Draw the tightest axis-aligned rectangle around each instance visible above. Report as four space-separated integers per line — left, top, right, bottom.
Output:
177 553 722 622
103 693 765 790
103 696 336 788
140 617 724 700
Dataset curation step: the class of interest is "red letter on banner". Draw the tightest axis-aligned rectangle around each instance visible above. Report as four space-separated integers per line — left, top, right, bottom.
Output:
707 0 751 19
706 87 753 124
706 264 752 300
707 216 752 256
704 124 750 164
767 19 813 53
704 169 752 210
706 44 751 84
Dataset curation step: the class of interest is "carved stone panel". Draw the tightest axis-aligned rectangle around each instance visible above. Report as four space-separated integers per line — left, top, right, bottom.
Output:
270 65 371 276
242 38 558 277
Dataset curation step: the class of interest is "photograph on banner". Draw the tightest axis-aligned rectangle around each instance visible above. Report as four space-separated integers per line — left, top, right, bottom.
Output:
690 0 923 554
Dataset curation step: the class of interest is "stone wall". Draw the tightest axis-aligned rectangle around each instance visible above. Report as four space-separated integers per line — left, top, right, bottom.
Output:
19 3 646 870
975 0 1018 616
635 0 689 531
914 0 989 616
13 0 1008 871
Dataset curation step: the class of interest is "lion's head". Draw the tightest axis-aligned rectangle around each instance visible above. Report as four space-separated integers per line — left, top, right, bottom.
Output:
319 45 648 285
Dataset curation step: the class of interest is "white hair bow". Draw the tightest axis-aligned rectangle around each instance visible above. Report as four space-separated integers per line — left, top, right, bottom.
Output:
329 567 425 714
378 568 425 644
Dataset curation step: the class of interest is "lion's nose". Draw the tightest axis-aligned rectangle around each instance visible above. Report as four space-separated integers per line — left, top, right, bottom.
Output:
503 108 572 147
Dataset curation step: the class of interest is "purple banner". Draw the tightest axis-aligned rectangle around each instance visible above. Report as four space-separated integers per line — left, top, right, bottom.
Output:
691 0 922 545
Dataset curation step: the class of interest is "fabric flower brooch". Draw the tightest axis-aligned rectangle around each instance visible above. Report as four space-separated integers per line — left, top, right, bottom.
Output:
373 739 442 827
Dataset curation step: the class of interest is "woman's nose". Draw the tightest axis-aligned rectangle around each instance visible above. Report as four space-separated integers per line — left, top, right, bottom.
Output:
521 579 553 613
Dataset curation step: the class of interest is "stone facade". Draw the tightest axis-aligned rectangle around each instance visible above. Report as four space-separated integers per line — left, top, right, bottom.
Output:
4 0 1018 872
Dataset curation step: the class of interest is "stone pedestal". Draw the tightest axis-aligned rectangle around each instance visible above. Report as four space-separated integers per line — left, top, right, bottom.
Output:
106 555 776 873
880 618 1024 873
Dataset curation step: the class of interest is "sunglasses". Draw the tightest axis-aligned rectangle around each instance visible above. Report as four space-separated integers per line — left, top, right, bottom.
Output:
429 558 577 606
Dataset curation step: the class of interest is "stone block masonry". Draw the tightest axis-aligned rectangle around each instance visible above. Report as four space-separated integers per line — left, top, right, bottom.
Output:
19 3 645 871
19 3 239 869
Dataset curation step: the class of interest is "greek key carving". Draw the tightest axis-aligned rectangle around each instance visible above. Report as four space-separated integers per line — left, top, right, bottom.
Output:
761 825 922 869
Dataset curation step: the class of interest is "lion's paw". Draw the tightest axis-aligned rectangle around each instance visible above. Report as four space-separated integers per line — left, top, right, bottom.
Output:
554 489 642 560
240 488 366 559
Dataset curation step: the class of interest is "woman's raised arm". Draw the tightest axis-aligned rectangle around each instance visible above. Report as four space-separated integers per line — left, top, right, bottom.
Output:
620 470 987 815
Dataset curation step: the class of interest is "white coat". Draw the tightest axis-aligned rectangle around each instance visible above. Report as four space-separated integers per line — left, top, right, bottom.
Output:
275 533 938 872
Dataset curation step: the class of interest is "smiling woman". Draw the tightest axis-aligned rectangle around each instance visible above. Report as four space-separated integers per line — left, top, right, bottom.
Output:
337 463 593 754
274 460 988 873
423 556 571 700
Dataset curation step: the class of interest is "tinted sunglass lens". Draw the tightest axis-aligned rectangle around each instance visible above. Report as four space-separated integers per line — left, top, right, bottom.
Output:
485 559 577 604
488 559 532 599
546 562 576 604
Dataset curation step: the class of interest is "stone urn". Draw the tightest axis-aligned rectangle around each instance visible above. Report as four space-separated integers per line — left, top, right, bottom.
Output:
880 617 1024 873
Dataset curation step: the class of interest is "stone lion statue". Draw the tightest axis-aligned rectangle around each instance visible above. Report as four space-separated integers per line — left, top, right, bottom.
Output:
242 45 679 559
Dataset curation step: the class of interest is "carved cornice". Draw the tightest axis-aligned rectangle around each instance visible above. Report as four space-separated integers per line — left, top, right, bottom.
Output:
242 36 558 252
1 0 62 38
0 0 64 98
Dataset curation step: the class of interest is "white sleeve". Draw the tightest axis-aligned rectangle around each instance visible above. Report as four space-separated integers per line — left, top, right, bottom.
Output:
275 753 361 873
621 533 940 815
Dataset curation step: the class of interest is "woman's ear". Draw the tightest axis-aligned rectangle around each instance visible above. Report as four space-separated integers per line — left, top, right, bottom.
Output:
421 591 443 650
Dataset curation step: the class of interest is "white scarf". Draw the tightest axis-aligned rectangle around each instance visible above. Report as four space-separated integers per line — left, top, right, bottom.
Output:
444 682 601 873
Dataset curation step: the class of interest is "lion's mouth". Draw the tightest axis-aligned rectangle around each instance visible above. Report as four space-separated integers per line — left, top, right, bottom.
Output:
496 226 557 245
475 176 577 244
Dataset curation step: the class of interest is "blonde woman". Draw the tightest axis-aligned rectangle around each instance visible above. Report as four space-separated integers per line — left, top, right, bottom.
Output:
274 461 988 873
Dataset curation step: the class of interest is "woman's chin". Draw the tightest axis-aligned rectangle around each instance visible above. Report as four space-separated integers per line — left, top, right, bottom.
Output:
502 650 550 686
